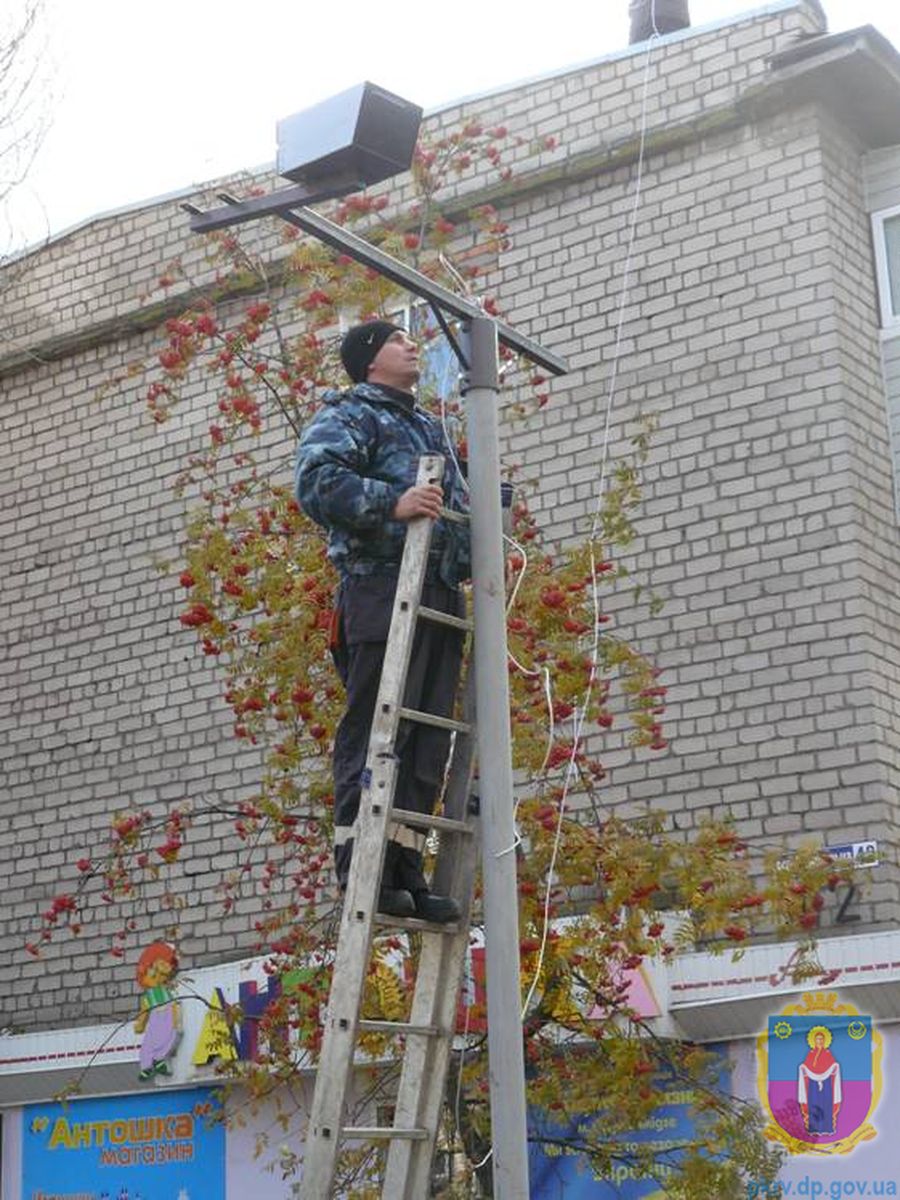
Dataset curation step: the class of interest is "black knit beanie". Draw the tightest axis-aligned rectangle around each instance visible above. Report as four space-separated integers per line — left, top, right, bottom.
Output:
340 321 403 384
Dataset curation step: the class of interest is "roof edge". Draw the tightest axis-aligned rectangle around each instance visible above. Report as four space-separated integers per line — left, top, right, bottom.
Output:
7 2 825 263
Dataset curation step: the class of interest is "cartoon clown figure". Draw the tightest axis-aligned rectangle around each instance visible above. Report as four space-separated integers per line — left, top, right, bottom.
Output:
134 941 182 1080
798 1024 842 1134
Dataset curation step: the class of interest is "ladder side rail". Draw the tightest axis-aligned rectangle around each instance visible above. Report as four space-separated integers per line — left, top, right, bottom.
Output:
382 810 480 1193
383 678 480 1197
301 758 403 1196
433 669 477 873
301 454 444 1198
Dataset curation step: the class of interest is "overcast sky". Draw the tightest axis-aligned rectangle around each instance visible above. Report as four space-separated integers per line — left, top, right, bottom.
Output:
6 0 900 250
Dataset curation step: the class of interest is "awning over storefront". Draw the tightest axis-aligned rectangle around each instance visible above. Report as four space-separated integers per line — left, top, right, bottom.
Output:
669 929 900 1041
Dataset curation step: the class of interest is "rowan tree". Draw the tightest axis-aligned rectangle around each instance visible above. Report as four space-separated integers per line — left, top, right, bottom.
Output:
29 116 851 1199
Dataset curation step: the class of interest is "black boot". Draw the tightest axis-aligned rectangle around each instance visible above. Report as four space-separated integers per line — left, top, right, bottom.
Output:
390 843 460 924
377 887 416 918
412 890 461 924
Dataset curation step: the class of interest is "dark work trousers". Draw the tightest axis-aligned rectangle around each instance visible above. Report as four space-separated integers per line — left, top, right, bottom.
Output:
330 574 466 893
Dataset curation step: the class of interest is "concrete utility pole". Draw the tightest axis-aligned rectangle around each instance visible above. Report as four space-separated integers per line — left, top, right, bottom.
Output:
185 87 566 1194
463 317 529 1195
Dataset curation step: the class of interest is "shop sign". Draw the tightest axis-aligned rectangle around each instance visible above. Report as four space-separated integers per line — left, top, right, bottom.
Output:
22 1086 223 1200
528 1050 726 1197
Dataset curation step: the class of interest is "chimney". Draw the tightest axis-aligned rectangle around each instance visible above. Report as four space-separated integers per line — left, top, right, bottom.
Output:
629 0 691 44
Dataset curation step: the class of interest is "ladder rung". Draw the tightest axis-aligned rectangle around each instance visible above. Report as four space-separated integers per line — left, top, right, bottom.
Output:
439 507 469 525
417 604 473 633
399 706 471 734
374 912 459 933
389 809 473 836
342 1126 429 1141
358 1019 439 1036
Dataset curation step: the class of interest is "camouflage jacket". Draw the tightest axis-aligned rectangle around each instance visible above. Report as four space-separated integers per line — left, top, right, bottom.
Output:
294 382 471 587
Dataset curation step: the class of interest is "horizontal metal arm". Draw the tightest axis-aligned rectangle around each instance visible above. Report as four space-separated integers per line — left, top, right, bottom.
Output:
183 180 357 229
186 191 567 376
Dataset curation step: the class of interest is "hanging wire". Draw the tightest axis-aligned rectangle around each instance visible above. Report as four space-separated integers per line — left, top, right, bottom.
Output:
433 10 662 1158
520 4 662 1021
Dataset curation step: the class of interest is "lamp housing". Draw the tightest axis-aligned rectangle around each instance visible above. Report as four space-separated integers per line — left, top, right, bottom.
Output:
276 82 422 194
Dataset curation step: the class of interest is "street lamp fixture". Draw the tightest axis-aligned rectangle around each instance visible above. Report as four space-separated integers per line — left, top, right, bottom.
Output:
276 81 422 196
184 82 566 1198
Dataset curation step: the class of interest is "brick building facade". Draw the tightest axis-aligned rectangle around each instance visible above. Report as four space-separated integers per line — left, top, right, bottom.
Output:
2 0 899 1129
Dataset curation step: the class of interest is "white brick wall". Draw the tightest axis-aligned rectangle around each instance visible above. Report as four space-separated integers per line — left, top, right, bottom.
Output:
865 146 900 524
883 337 900 514
865 145 900 213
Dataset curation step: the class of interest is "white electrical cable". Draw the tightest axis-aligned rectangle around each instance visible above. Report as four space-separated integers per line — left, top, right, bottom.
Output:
428 19 661 1147
520 15 661 1023
439 251 473 299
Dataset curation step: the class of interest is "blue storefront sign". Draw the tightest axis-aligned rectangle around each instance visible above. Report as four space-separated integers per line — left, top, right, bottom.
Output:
529 1102 682 1199
22 1086 224 1200
528 1049 729 1198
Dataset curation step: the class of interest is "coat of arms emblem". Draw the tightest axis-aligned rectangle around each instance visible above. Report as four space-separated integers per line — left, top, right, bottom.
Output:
756 991 883 1154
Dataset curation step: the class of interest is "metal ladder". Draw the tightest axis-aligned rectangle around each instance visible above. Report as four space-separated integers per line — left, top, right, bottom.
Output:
302 454 480 1199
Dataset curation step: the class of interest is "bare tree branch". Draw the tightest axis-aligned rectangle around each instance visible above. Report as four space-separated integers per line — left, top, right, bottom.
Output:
0 0 53 253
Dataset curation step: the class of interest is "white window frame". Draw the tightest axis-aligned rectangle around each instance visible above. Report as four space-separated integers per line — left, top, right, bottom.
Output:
872 203 900 334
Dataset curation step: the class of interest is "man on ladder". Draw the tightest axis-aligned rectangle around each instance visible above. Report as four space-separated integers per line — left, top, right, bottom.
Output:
295 320 468 922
